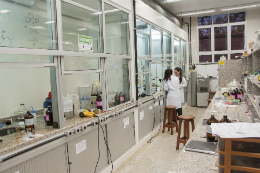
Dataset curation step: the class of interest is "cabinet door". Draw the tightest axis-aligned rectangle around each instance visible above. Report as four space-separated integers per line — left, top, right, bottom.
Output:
154 99 161 127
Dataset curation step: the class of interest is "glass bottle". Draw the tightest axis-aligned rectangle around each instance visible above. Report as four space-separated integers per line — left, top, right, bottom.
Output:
115 93 120 106
237 89 242 102
45 106 53 126
120 92 125 104
96 94 102 110
206 115 218 142
24 111 34 132
220 115 231 123
231 90 236 100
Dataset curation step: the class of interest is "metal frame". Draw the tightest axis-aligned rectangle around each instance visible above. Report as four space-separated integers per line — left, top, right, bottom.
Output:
197 12 247 63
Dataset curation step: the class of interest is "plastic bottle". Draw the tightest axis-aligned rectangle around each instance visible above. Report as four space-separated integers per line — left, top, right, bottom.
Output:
85 95 89 110
71 94 80 116
80 96 86 109
63 97 73 119
30 106 37 125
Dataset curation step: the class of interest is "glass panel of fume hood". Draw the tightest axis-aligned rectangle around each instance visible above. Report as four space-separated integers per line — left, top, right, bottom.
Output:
136 19 150 35
137 32 150 57
151 62 163 93
64 57 101 71
174 61 181 68
164 35 172 60
182 62 186 77
152 27 163 59
72 0 101 11
0 0 57 49
0 66 58 128
62 72 103 115
61 0 102 52
174 37 180 60
181 40 187 61
104 3 130 55
107 58 130 108
137 73 151 97
0 54 54 63
137 60 149 73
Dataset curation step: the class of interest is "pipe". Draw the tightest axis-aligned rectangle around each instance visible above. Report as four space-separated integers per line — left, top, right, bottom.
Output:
133 0 138 101
190 17 192 65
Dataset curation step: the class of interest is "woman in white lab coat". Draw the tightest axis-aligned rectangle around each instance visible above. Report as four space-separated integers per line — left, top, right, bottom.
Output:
174 67 187 116
163 69 181 121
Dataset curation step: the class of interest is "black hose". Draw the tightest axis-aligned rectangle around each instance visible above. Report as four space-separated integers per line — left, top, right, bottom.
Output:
133 0 138 101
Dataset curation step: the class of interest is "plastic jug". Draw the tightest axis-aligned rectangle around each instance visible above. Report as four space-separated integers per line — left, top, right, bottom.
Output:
63 97 73 119
71 94 80 116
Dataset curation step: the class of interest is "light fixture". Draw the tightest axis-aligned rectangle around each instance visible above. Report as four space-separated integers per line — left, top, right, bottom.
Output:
45 21 56 24
31 26 44 29
164 0 182 3
177 9 215 16
93 9 119 15
0 9 10 14
65 32 76 35
121 22 129 24
220 4 260 11
78 28 87 31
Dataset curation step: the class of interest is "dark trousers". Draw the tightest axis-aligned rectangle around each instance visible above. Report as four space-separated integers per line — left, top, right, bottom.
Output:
173 108 182 122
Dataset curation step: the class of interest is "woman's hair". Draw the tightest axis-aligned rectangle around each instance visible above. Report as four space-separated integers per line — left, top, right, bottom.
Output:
164 69 173 81
174 67 182 84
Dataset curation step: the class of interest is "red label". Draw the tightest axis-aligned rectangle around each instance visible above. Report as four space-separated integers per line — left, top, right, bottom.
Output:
231 95 236 99
46 114 50 121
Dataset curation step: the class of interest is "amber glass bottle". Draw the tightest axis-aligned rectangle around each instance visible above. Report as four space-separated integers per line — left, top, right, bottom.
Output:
206 115 218 142
96 94 102 110
46 106 53 126
220 115 231 123
24 111 34 132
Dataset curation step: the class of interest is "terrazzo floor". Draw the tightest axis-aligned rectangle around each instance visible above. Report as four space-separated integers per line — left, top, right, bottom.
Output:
114 105 207 173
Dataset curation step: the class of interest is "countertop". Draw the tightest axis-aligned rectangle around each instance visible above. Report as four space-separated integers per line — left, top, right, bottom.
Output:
171 91 250 172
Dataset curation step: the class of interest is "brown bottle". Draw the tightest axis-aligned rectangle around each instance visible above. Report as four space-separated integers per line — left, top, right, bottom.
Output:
46 106 53 126
206 115 218 142
96 94 102 110
24 111 34 132
220 115 231 123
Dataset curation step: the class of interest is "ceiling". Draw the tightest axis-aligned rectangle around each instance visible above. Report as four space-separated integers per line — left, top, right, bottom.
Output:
153 0 260 17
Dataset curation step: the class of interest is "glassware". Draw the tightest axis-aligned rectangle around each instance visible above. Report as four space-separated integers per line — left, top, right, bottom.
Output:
15 126 22 139
220 115 231 123
206 114 218 142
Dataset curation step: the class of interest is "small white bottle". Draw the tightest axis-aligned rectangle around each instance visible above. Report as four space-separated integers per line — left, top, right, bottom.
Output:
30 106 37 125
80 96 86 109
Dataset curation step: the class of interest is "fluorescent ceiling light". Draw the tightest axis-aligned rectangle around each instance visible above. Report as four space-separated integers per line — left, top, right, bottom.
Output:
220 4 260 11
45 21 56 24
31 26 44 29
78 28 87 31
164 0 182 3
0 9 10 14
178 10 215 16
65 32 76 35
93 9 119 15
121 22 129 24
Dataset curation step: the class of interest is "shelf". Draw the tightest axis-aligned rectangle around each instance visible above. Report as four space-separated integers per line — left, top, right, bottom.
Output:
248 78 260 89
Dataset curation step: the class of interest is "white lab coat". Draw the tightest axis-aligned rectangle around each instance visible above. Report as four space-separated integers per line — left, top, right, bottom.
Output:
179 77 187 103
164 75 181 109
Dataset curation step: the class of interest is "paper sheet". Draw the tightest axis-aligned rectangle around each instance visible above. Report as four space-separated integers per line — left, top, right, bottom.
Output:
75 140 87 155
140 111 144 120
123 117 129 129
211 123 260 138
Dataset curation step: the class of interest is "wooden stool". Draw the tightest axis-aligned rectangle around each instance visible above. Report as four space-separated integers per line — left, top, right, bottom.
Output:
176 115 195 150
162 106 178 135
207 91 216 106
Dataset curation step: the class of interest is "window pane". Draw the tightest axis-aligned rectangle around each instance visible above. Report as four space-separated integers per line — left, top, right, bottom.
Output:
105 3 130 55
152 27 162 59
174 61 181 69
199 55 212 63
136 19 150 34
198 16 212 26
164 35 172 60
107 58 130 108
163 31 171 37
151 63 162 93
213 14 228 24
137 32 150 57
61 1 101 52
72 0 100 11
182 62 186 77
0 0 57 49
137 73 151 97
199 28 211 51
137 60 149 73
64 57 101 71
181 40 187 61
0 54 53 63
214 54 227 62
164 61 171 66
231 53 243 60
231 25 245 50
174 37 180 60
229 12 245 23
214 27 227 51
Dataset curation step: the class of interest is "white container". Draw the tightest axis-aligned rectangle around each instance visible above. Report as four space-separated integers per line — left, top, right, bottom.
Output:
80 96 86 109
227 79 241 91
63 97 73 119
71 94 80 116
79 84 91 98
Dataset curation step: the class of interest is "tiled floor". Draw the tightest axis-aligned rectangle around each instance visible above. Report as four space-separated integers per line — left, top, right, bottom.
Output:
114 105 207 173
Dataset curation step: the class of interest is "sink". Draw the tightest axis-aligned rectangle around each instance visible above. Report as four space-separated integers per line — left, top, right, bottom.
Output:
0 127 17 136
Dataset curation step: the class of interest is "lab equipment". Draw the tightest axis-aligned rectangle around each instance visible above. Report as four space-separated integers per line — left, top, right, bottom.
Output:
71 94 80 116
15 126 22 139
63 97 73 119
15 104 27 115
79 110 95 118
80 96 86 109
43 92 52 111
24 111 34 132
45 106 53 126
30 106 37 125
227 79 241 91
197 76 209 107
79 84 91 98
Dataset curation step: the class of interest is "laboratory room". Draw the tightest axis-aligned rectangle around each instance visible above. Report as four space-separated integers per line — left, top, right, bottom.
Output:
0 0 260 173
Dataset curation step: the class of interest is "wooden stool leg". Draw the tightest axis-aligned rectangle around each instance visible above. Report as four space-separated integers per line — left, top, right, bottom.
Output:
174 109 178 132
186 121 190 141
176 119 182 150
191 119 195 132
162 109 166 133
168 110 172 132
170 109 173 135
183 120 187 139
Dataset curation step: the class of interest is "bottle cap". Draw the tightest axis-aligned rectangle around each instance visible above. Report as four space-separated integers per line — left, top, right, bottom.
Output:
81 96 85 100
48 92 52 99
30 106 35 113
48 106 51 108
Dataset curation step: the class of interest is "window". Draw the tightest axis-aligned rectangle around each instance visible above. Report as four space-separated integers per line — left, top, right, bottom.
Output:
151 27 163 59
105 3 130 55
199 28 211 51
137 60 149 73
151 62 163 93
181 40 187 61
174 37 180 60
198 12 246 63
137 32 150 57
64 57 101 71
163 33 171 60
198 16 212 26
137 73 151 96
0 0 57 49
213 14 228 24
136 20 150 34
